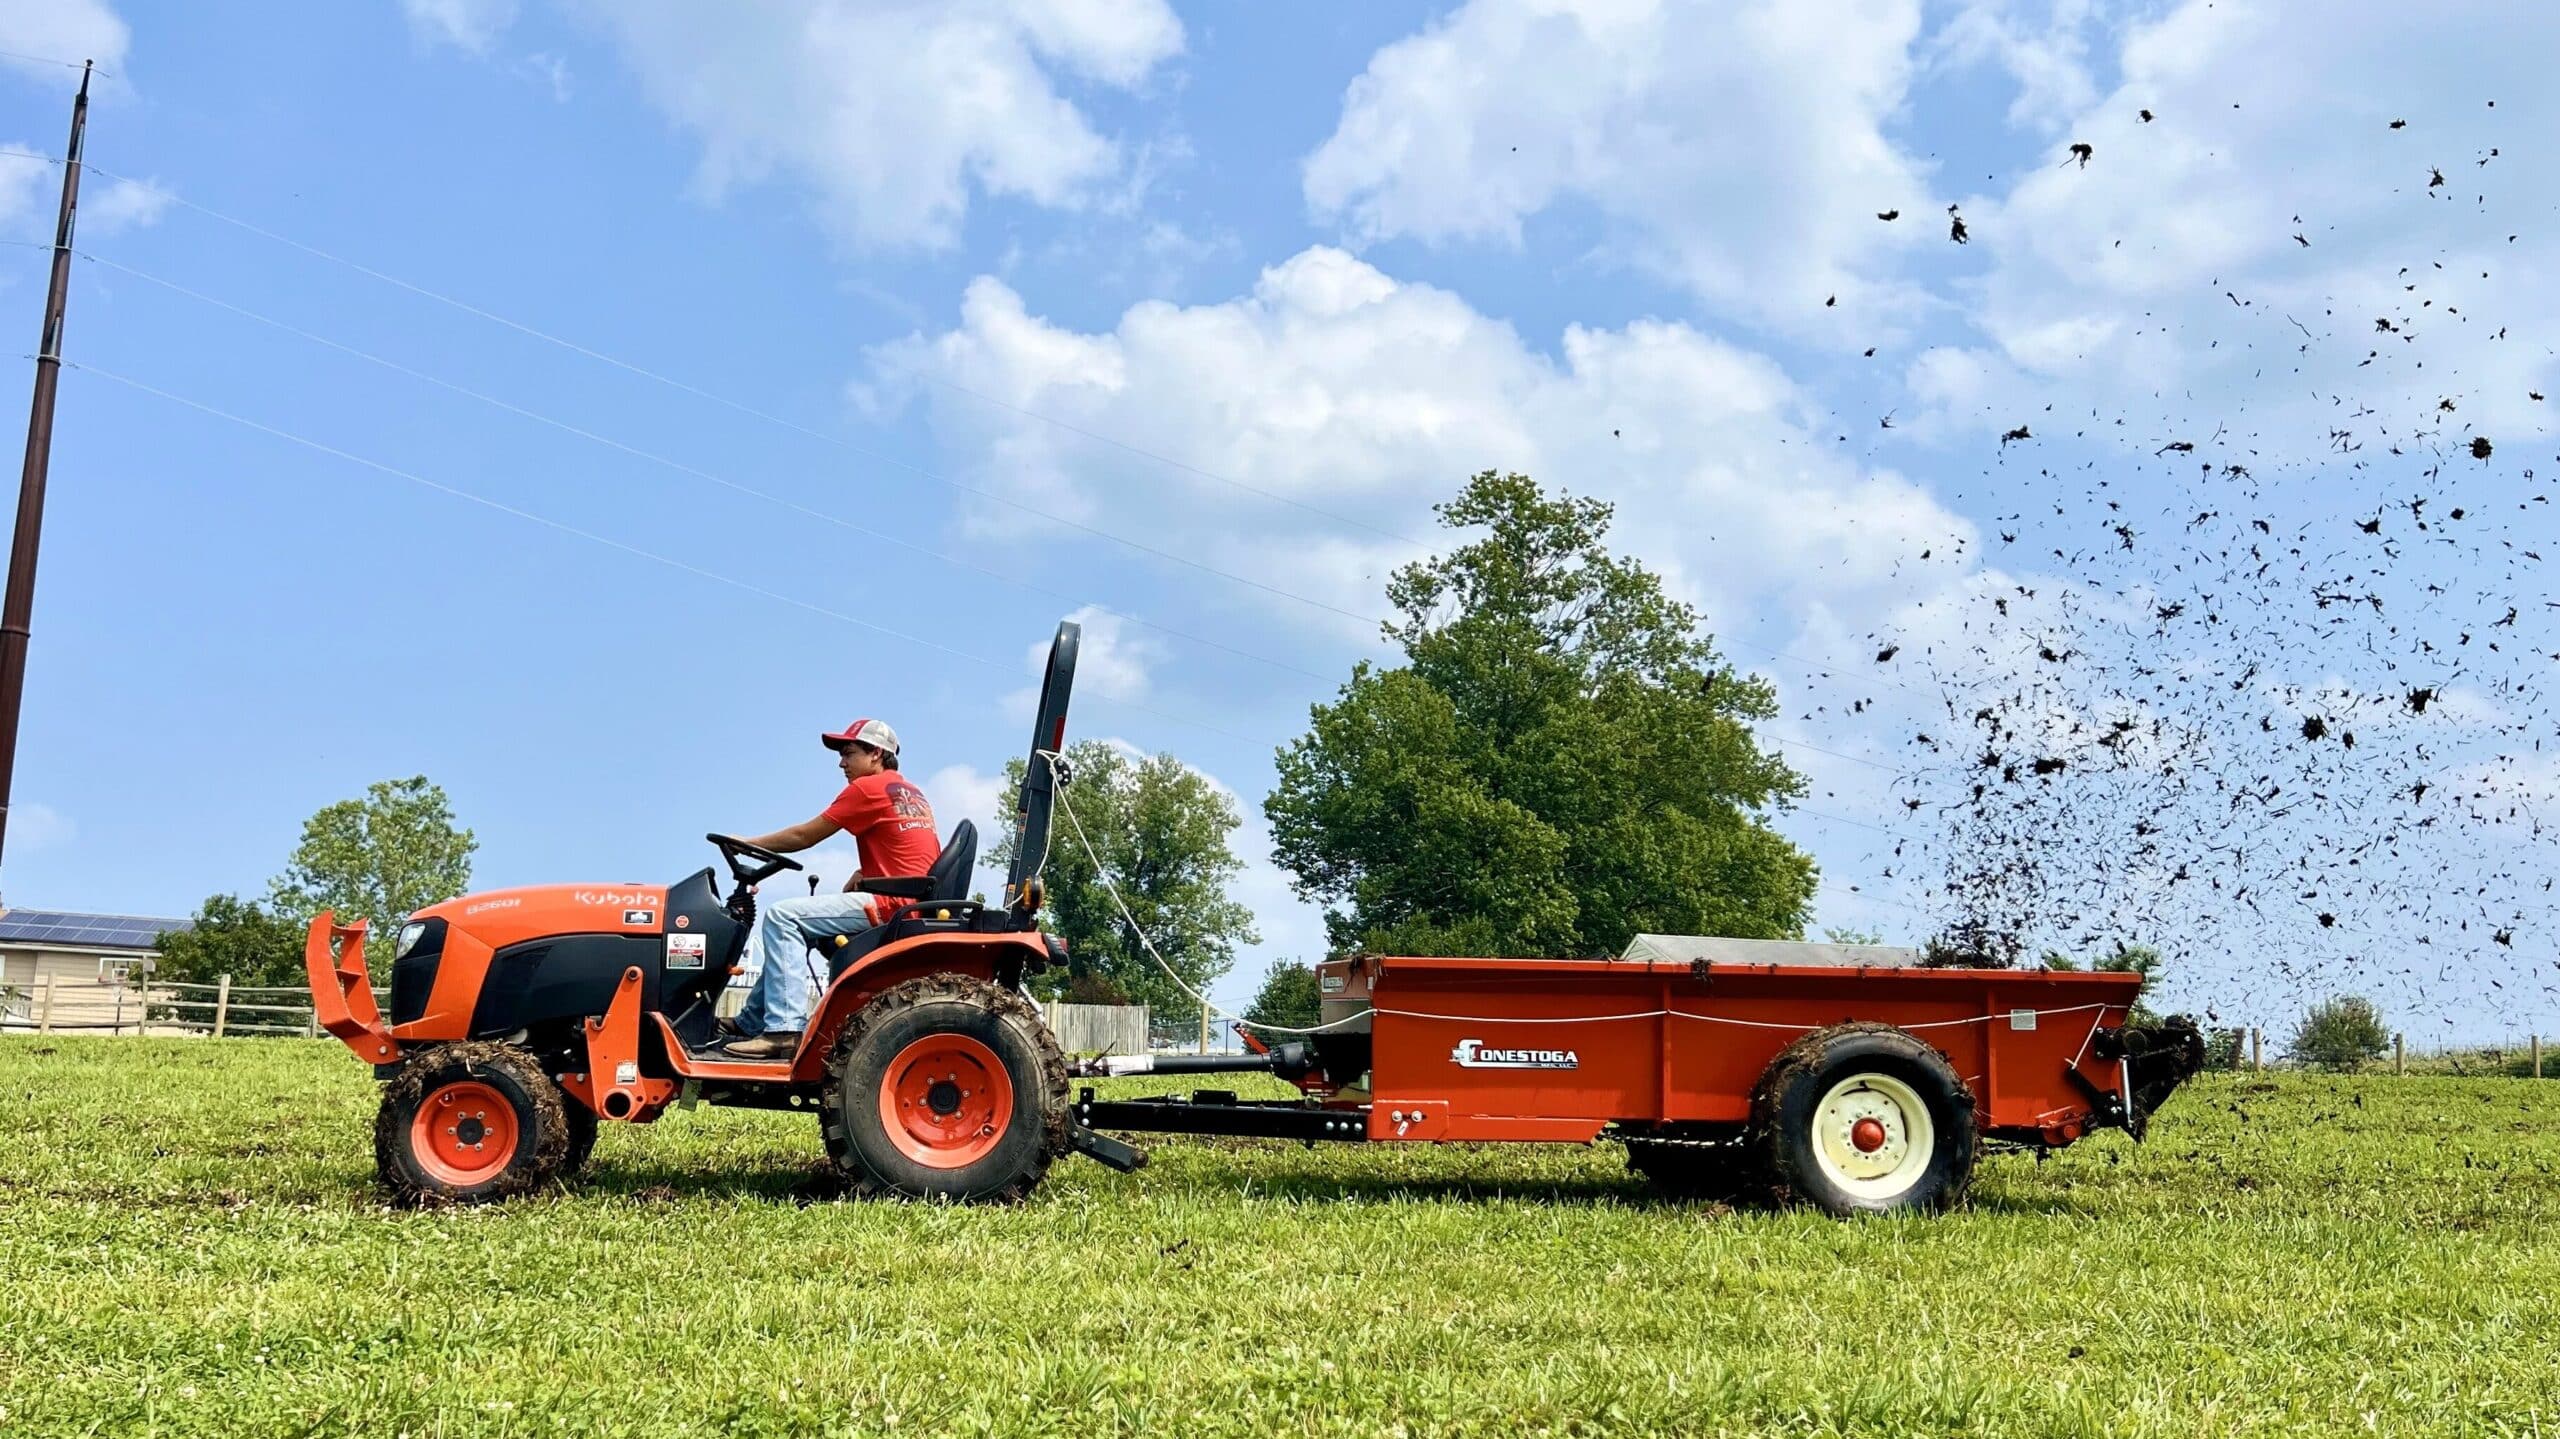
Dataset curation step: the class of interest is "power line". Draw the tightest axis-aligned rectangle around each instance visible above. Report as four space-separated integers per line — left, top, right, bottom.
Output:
76 248 1339 687
74 167 1968 712
0 51 110 76
86 164 1390 631
66 360 1257 743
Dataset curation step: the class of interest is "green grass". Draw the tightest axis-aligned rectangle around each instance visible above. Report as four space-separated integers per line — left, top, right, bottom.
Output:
4 1039 2559 1437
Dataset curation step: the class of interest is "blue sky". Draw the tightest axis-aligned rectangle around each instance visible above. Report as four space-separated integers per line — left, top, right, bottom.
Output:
1 1 2553 1038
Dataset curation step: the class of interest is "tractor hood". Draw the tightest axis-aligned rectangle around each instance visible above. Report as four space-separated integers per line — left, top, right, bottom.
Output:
418 882 673 949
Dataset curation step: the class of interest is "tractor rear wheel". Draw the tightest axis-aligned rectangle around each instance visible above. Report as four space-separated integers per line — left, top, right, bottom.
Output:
375 1042 573 1205
1748 1023 1976 1216
820 974 1069 1203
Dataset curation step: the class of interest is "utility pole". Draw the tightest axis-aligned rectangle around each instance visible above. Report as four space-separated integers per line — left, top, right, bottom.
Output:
0 62 89 878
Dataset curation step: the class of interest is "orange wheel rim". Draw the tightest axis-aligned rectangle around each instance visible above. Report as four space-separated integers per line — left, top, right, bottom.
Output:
410 1080 520 1186
877 1033 1013 1169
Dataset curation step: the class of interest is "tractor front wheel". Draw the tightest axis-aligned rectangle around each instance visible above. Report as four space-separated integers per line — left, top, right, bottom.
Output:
820 975 1068 1203
375 1042 573 1205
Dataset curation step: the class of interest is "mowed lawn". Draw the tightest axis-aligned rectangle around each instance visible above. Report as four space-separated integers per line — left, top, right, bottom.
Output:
2 1038 2558 1437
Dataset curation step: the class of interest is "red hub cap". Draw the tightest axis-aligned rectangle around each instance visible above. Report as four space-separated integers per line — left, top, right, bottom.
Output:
877 1033 1013 1169
410 1080 520 1186
1850 1116 1889 1154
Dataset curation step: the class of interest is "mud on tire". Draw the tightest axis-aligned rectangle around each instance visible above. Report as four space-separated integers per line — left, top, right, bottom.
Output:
374 1041 573 1206
1749 1022 1976 1217
819 974 1069 1204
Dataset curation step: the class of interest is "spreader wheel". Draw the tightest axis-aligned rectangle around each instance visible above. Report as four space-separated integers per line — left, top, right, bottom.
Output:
820 974 1069 1203
374 1041 573 1205
1749 1023 1976 1216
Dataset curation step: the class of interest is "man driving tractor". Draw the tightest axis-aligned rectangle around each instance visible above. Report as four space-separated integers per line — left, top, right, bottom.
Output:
714 717 939 1058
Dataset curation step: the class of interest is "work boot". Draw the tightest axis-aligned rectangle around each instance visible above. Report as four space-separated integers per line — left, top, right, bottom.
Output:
719 1030 800 1061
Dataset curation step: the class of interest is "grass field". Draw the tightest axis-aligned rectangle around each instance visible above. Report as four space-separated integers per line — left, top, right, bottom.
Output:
3 1037 2558 1437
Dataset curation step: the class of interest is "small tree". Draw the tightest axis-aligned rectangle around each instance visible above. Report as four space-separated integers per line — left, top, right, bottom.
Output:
992 740 1258 1012
152 894 304 988
2093 943 2164 1026
2289 995 2390 1071
270 776 476 937
1243 959 1323 1031
1823 926 1885 946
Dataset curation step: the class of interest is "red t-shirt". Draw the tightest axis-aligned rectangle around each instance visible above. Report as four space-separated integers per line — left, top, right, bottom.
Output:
823 772 939 878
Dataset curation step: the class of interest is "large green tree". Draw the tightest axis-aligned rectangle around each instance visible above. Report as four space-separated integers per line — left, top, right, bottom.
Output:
1267 472 1816 958
152 894 305 988
993 740 1258 1011
269 776 476 938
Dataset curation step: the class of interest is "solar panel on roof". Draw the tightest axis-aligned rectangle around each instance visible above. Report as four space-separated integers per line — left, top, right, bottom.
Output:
0 909 189 946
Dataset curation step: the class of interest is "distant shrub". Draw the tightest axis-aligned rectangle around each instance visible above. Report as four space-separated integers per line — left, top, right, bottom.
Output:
2288 995 2390 1071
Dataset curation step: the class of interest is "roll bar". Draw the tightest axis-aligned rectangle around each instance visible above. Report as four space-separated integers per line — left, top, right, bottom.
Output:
1003 619 1079 908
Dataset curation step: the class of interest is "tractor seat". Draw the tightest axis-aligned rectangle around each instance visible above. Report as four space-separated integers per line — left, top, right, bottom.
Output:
847 818 977 904
821 820 977 975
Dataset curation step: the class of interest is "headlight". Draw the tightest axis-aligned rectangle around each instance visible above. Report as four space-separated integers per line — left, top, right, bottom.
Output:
394 921 428 960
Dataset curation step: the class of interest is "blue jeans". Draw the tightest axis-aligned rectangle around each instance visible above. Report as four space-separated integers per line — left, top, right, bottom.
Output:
733 891 880 1035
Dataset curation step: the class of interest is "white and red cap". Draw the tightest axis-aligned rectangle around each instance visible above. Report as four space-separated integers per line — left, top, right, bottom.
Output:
821 717 900 756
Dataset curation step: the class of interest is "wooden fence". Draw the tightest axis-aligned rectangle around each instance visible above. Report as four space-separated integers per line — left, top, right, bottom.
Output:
0 974 365 1037
1042 1002 1149 1057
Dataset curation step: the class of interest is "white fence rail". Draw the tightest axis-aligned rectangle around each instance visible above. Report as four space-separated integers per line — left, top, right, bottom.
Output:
0 974 383 1038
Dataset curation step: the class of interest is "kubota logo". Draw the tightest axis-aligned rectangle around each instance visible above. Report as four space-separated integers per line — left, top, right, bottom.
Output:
1451 1038 1578 1069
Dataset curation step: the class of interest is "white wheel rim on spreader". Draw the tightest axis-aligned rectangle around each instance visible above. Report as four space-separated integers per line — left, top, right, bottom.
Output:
1809 1072 1934 1202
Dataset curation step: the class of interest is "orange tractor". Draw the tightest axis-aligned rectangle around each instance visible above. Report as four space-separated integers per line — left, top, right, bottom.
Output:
307 621 2203 1214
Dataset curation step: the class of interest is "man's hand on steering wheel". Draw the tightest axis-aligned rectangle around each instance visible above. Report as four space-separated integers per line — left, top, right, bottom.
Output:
705 833 803 890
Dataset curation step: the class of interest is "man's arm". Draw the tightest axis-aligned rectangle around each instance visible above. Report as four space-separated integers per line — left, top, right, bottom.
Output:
736 815 839 855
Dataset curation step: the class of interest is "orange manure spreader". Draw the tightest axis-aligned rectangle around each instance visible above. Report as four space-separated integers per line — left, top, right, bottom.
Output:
306 621 2203 1214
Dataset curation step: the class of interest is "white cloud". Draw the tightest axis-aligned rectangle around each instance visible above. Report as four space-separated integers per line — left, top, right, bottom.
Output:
569 0 1183 251
0 145 46 237
12 800 71 854
400 0 519 55
870 246 1976 641
0 0 127 78
82 173 165 233
1304 0 1938 331
1947 0 2560 447
1927 0 2105 132
1000 604 1160 725
0 149 158 243
920 761 1009 883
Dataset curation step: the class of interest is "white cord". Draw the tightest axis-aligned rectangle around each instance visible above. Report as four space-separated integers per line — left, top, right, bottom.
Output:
1034 747 2131 1044
1039 749 1371 1036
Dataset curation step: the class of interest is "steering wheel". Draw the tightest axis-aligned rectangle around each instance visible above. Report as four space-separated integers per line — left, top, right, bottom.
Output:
705 833 803 890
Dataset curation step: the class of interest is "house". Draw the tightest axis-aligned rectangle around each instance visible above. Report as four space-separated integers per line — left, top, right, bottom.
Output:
0 908 192 1033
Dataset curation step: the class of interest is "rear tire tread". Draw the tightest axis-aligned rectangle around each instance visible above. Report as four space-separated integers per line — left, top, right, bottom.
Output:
818 974 1069 1204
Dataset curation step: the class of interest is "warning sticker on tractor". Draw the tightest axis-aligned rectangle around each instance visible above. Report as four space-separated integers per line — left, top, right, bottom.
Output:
665 934 708 970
